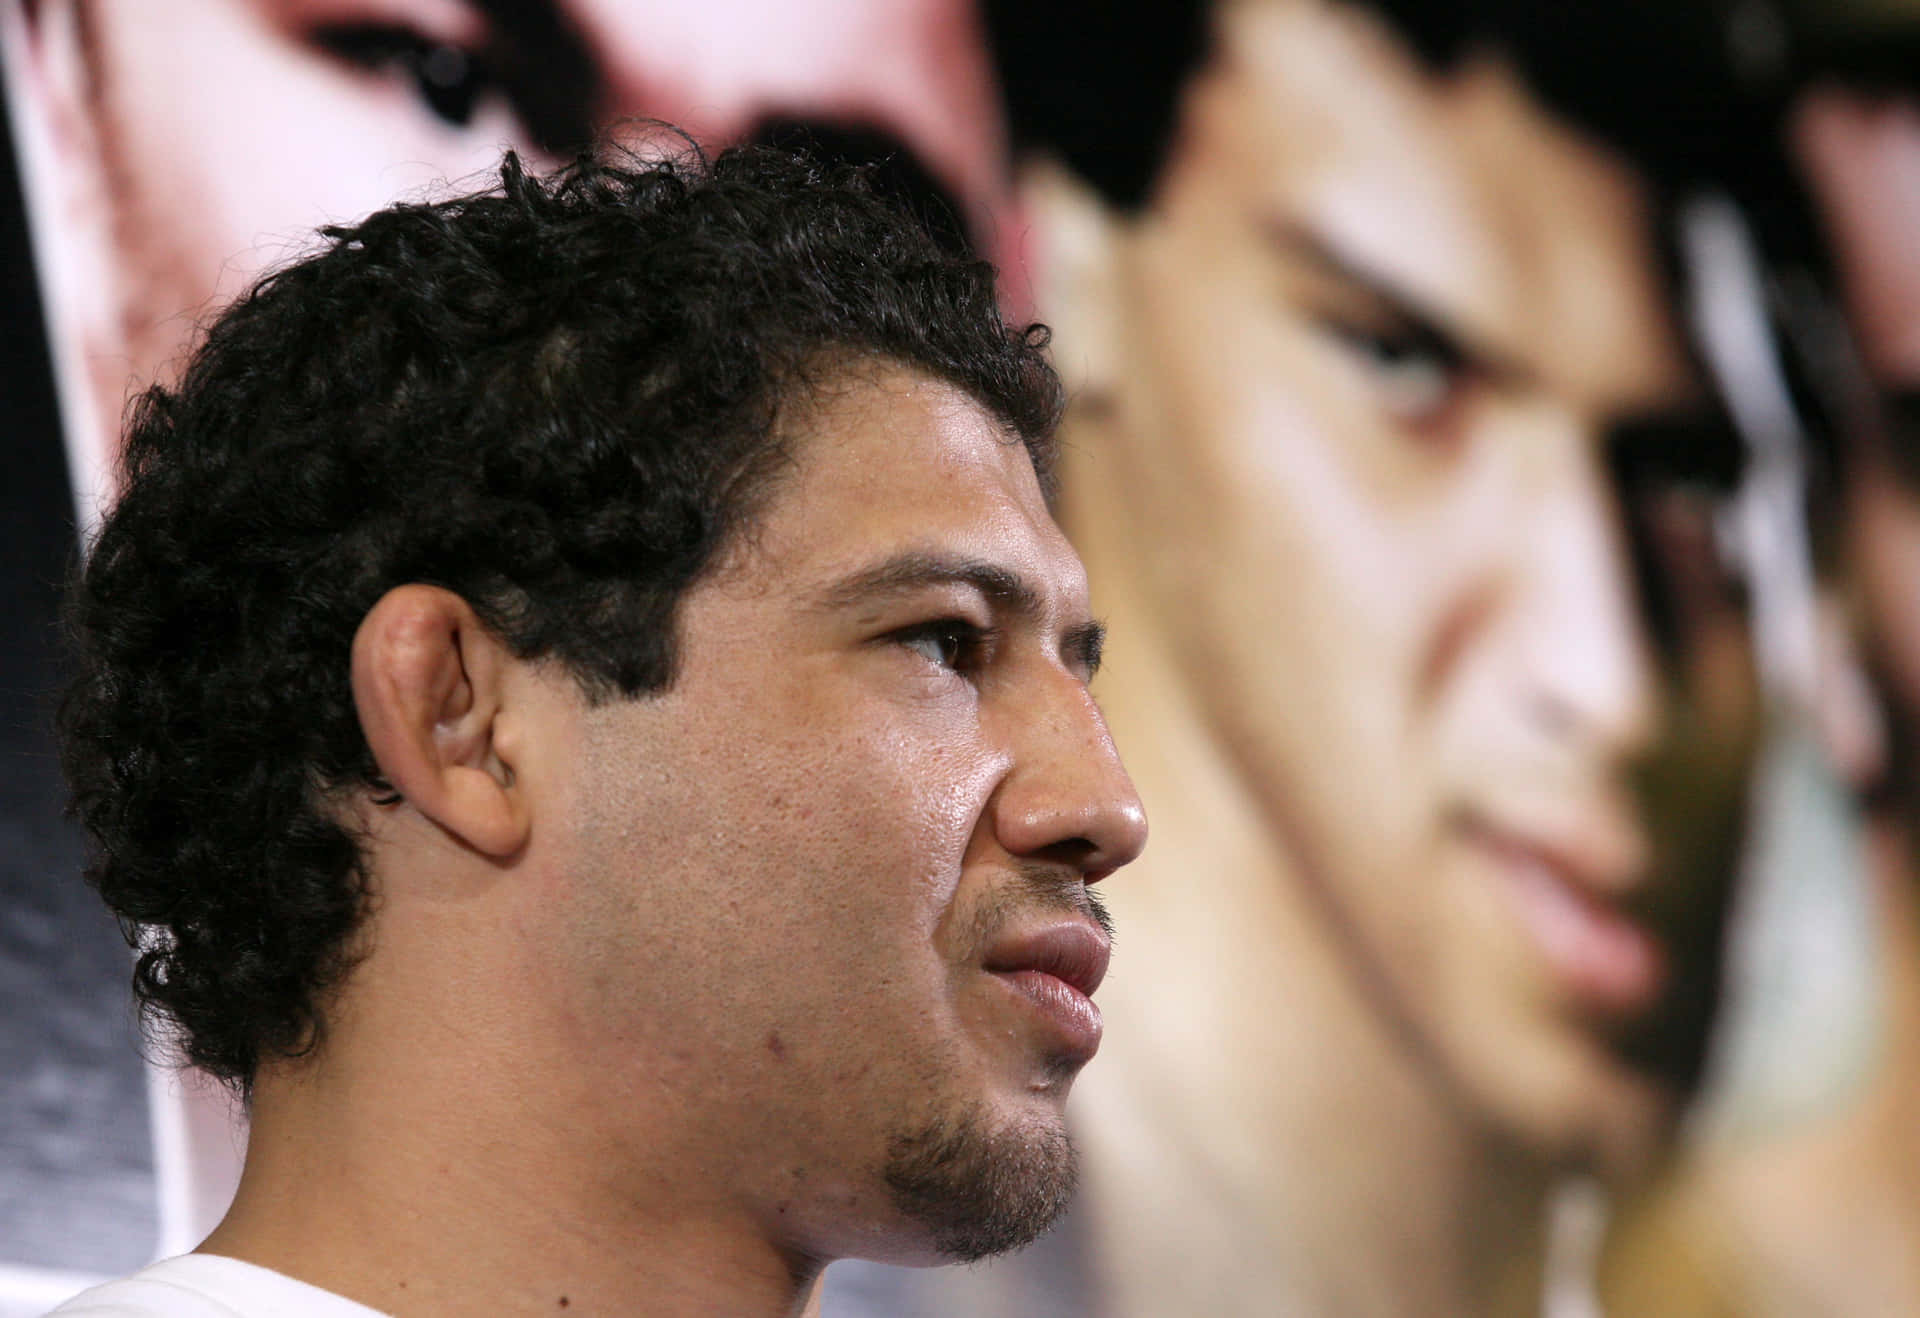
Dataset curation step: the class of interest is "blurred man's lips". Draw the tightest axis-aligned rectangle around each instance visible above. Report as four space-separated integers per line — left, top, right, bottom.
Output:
983 921 1111 1059
1461 810 1668 1015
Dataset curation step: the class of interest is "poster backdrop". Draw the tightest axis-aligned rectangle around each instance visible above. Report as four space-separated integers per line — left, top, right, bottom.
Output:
3 3 1916 1316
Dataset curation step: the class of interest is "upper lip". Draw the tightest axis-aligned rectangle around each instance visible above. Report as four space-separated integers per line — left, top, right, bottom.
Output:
1455 800 1649 903
982 921 1112 998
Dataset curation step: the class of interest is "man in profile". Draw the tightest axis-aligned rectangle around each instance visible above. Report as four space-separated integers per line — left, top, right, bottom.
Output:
3 0 1016 1275
51 142 1144 1315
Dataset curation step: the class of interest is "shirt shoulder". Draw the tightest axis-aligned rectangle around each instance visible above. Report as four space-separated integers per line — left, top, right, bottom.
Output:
48 1256 390 1318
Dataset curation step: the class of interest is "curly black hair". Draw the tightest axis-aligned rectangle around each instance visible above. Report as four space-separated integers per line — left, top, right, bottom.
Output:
59 140 1062 1093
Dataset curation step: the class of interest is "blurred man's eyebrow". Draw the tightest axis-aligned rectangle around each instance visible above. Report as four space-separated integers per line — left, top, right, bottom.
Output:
472 0 604 150
1260 216 1532 386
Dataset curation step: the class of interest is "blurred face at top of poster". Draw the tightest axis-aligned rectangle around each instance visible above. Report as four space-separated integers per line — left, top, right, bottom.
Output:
1797 89 1920 760
1054 0 1757 1182
17 0 1005 495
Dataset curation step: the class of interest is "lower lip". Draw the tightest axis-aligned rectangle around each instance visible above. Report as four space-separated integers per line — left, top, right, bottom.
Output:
1494 853 1667 1014
992 969 1104 1060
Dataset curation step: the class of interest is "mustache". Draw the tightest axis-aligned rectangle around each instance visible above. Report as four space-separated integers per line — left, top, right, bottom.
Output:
965 863 1115 950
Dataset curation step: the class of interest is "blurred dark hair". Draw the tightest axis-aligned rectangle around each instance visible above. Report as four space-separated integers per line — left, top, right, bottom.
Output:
60 139 1061 1092
983 0 1210 209
985 1 1786 207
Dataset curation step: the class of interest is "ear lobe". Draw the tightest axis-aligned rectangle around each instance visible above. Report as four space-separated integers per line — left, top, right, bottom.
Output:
1018 157 1127 409
351 586 531 858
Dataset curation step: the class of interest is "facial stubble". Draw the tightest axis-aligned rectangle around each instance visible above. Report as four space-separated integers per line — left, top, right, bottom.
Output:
882 1103 1079 1261
879 867 1109 1261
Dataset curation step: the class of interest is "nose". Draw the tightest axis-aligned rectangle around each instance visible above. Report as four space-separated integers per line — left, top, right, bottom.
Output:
1516 429 1660 761
990 672 1148 879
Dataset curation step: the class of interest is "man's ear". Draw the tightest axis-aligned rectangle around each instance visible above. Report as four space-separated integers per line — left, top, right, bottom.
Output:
350 585 531 858
1018 157 1127 409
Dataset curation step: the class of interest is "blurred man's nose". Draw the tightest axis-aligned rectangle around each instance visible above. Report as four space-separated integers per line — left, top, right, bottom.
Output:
991 671 1148 878
1516 424 1660 762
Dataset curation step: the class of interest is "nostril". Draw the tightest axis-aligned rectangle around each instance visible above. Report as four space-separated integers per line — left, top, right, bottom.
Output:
991 715 1148 870
1031 836 1101 870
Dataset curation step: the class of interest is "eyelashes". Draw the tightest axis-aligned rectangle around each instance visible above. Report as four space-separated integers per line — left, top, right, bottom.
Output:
303 7 601 155
894 619 996 673
312 24 500 130
1317 316 1474 430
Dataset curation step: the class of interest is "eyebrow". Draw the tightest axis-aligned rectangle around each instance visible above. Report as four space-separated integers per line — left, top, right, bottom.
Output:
815 551 1107 675
471 0 604 152
1259 216 1533 389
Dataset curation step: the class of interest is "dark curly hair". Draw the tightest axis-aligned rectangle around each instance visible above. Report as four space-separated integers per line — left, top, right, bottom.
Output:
59 140 1062 1093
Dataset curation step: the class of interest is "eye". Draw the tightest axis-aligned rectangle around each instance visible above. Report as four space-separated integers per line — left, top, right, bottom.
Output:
1321 319 1471 429
895 620 992 673
1608 410 1752 657
313 24 499 130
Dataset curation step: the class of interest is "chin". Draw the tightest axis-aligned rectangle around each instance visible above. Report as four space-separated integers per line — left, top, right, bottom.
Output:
1494 1046 1681 1185
881 1099 1079 1264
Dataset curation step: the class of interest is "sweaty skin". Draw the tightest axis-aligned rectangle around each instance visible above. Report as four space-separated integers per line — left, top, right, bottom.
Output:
199 367 1145 1316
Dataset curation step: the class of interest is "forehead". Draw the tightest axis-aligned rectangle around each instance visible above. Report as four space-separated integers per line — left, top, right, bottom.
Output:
1172 0 1691 413
725 366 1083 599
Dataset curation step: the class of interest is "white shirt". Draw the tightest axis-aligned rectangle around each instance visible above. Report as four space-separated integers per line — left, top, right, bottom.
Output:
49 1256 387 1318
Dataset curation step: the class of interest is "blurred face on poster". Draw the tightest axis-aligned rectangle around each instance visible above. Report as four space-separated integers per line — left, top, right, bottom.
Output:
13 0 1005 498
1059 0 1757 1179
1797 88 1920 764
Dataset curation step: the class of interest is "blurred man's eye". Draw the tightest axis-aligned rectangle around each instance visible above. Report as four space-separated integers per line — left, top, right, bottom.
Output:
1608 409 1752 660
1319 318 1473 431
313 25 498 129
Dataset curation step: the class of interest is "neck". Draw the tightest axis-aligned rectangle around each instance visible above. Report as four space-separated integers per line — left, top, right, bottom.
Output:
1059 425 1554 1317
201 971 824 1317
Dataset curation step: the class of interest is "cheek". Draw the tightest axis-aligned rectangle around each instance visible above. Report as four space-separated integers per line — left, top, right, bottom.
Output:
1128 234 1476 683
732 712 1004 922
1128 285 1461 810
554 717 1002 1045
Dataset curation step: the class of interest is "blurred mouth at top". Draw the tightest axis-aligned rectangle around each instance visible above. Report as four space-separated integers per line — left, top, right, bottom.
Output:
1454 803 1669 1017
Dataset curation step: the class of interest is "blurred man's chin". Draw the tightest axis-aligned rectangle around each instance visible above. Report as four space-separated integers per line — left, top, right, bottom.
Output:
882 1102 1078 1263
1575 1077 1678 1183
1491 1056 1679 1185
